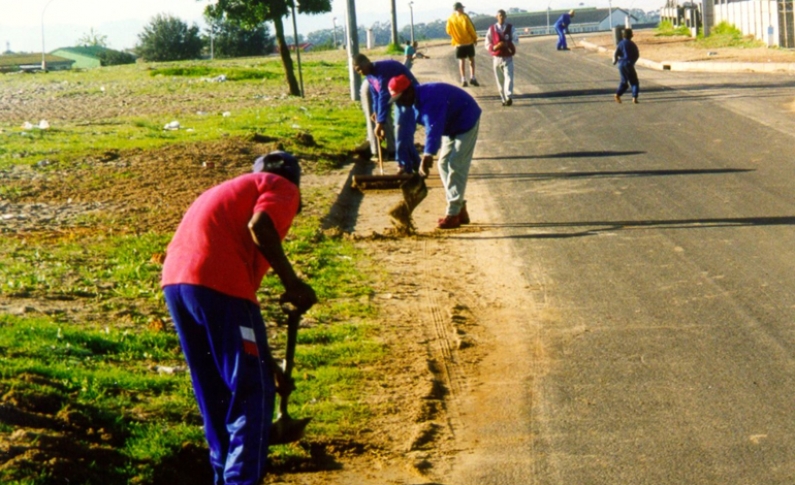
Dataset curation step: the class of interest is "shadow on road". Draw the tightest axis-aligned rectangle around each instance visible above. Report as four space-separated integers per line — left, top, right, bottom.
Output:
473 150 647 161
469 168 754 181
456 215 795 239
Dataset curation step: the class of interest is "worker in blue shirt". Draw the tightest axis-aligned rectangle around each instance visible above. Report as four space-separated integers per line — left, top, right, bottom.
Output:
612 28 640 104
554 10 575 50
388 75 481 229
353 54 421 174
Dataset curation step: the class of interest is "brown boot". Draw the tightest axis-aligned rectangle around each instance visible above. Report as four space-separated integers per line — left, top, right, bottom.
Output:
458 203 470 224
437 215 461 229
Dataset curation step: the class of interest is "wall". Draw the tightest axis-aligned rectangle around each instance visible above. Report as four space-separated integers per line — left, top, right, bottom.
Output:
711 0 779 46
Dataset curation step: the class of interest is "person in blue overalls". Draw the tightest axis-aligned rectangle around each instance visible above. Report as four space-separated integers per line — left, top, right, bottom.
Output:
554 10 575 50
354 54 421 174
612 28 640 104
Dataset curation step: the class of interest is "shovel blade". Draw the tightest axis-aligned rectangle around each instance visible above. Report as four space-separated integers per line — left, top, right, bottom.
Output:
269 414 312 445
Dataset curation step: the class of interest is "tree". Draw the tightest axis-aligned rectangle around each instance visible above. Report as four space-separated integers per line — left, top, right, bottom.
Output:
97 50 137 66
136 14 204 62
206 0 332 96
77 28 108 47
206 14 274 58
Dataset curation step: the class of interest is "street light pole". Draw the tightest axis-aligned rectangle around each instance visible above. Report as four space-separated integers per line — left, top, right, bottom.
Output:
41 0 57 71
608 0 613 30
546 1 553 35
409 2 415 44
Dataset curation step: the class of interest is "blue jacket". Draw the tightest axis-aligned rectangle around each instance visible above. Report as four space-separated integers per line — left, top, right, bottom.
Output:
411 83 481 155
554 13 571 31
614 39 640 65
366 60 418 124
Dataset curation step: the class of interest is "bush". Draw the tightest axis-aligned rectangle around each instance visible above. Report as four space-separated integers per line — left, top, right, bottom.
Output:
656 19 692 37
695 21 765 48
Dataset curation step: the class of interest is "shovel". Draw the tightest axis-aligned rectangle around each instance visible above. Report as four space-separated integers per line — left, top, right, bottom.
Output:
388 173 428 232
269 309 311 445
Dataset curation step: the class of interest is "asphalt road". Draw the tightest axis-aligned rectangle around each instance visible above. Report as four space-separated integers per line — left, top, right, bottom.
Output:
425 35 795 484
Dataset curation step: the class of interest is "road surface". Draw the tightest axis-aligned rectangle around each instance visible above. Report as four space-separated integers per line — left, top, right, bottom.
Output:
411 34 795 485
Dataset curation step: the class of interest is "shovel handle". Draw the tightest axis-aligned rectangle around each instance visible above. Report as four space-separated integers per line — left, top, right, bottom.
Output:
278 309 302 415
283 310 301 379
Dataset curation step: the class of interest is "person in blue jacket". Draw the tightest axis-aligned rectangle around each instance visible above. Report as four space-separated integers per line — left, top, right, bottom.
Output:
388 75 482 229
353 54 422 174
554 10 575 50
612 28 640 104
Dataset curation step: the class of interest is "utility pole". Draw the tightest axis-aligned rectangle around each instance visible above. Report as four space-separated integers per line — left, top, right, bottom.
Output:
608 0 613 30
41 0 57 71
390 0 398 46
546 0 554 35
332 17 337 48
346 0 361 100
409 2 415 44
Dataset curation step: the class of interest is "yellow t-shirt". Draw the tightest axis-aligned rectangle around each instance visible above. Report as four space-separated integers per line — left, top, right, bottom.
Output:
446 12 478 46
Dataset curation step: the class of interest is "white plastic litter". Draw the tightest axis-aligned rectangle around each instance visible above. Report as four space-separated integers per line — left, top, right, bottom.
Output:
222 111 232 117
38 120 50 130
21 121 33 130
164 120 180 130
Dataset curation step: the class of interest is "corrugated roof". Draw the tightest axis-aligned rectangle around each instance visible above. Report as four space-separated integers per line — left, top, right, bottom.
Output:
0 54 74 67
52 45 115 58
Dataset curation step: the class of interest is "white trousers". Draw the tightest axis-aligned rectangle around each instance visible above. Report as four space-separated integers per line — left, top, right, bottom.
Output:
492 56 514 102
437 119 479 216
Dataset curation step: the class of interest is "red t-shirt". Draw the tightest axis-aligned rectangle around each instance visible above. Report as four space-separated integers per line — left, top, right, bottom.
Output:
161 172 300 303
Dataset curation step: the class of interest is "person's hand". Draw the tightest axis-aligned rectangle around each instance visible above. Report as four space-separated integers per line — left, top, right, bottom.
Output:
281 279 317 314
494 41 504 50
375 123 386 140
272 361 295 397
419 155 434 178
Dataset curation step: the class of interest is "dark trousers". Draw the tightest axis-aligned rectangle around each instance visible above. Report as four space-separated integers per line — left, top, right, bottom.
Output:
617 63 639 99
396 105 421 173
164 284 276 485
555 27 568 49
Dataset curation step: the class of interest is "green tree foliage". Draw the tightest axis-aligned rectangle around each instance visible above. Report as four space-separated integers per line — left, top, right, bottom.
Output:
205 16 275 58
97 50 137 66
206 0 332 96
77 28 108 47
136 14 204 62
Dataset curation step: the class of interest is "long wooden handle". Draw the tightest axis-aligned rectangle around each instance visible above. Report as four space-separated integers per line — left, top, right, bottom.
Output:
280 310 302 415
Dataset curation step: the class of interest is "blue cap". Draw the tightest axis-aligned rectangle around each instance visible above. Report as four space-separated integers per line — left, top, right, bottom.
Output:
252 151 301 188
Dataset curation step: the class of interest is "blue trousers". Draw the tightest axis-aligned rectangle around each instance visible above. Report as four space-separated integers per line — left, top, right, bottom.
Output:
555 27 568 49
617 63 639 99
164 284 276 485
395 105 421 173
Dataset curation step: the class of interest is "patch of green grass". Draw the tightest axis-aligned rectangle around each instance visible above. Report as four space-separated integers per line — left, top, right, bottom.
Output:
0 233 169 305
0 55 360 169
0 52 390 483
695 21 765 48
150 65 282 81
656 19 691 37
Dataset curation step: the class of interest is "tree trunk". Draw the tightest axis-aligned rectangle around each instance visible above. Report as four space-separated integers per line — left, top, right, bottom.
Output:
272 15 301 96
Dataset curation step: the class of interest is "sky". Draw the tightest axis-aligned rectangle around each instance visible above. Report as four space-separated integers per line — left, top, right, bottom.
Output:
1 0 665 53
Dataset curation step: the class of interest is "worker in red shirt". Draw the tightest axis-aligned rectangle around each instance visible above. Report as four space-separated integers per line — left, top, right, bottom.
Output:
161 151 316 485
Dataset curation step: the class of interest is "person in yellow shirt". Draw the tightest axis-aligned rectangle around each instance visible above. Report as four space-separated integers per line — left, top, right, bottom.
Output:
446 2 480 87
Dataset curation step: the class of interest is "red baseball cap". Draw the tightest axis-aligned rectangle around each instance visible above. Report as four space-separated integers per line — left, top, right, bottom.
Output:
388 75 413 104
